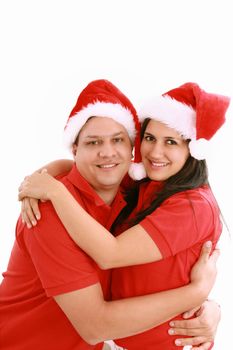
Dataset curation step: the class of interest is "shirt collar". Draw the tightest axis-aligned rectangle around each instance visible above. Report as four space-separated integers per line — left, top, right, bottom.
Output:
138 180 164 209
66 163 126 208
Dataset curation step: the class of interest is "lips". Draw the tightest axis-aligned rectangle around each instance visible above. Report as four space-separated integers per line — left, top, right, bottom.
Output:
96 163 118 169
150 161 169 167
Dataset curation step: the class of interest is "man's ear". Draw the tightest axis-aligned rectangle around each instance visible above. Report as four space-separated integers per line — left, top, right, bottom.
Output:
72 144 78 157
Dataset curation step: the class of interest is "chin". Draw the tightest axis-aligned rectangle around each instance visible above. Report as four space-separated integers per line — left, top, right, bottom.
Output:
147 172 167 182
98 177 120 187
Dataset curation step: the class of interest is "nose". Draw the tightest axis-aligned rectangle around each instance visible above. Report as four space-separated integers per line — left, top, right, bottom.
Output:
98 142 117 158
149 141 164 158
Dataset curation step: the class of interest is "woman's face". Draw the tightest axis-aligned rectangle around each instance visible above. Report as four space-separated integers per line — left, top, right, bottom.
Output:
140 119 190 181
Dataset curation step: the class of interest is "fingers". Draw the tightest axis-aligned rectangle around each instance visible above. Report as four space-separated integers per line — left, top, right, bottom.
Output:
18 175 29 193
169 326 208 337
30 197 41 220
18 179 29 201
18 190 26 201
192 341 213 350
182 305 202 319
171 335 211 347
209 248 220 264
199 241 220 265
21 198 40 228
169 316 202 330
199 241 212 262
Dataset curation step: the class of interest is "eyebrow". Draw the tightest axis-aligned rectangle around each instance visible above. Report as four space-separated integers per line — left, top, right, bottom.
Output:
144 132 181 140
84 131 126 139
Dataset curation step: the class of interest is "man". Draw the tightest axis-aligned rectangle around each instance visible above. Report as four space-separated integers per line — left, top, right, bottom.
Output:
0 79 219 350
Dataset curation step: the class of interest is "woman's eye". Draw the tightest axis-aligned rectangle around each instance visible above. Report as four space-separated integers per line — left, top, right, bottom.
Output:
144 135 154 142
166 139 177 145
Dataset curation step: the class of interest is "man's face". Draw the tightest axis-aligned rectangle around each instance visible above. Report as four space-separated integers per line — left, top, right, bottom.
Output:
72 117 133 195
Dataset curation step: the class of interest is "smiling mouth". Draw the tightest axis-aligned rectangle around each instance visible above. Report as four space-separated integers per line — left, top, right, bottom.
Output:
96 163 118 169
150 161 169 167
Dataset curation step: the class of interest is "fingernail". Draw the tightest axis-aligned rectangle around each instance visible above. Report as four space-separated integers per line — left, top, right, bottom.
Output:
32 220 37 226
169 321 175 327
175 339 182 346
183 312 189 318
27 223 32 229
205 241 212 248
36 214 41 220
168 328 174 335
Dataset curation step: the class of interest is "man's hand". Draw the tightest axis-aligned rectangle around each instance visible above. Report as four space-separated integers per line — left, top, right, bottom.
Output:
168 300 220 349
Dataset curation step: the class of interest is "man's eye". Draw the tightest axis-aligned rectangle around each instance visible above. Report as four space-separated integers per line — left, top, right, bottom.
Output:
87 140 99 145
113 137 123 143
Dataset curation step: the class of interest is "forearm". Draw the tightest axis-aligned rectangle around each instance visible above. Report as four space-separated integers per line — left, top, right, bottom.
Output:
49 183 120 267
94 283 207 342
19 170 161 267
37 159 73 176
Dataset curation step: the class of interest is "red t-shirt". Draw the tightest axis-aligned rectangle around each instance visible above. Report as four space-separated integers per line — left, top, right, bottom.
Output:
0 165 126 350
112 181 221 350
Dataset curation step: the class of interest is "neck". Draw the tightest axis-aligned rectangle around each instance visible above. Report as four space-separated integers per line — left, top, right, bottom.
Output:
96 187 119 205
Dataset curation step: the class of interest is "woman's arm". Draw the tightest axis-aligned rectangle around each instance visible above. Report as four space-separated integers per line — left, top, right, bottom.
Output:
18 172 220 347
19 170 162 267
36 159 73 176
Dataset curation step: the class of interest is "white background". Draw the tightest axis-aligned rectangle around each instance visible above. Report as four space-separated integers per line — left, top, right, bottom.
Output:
0 1 232 349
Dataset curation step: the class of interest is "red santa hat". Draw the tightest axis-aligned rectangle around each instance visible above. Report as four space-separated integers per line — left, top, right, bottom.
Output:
129 82 231 180
63 79 141 152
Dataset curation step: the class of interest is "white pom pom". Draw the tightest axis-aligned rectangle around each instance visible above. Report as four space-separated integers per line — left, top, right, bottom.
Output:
128 162 147 180
189 138 210 160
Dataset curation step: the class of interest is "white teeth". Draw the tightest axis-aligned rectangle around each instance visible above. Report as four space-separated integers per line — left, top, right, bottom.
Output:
151 162 168 167
98 164 116 168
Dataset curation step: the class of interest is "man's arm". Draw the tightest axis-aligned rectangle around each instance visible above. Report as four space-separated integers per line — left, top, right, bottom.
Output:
53 243 218 345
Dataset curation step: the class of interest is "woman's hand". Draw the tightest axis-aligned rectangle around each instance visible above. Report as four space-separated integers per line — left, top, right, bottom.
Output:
21 197 41 228
18 169 60 201
18 169 63 227
168 300 220 348
18 160 73 227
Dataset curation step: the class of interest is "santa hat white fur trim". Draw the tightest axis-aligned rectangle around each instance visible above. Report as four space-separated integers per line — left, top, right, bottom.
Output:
128 162 147 180
138 95 196 140
63 101 136 150
189 138 210 160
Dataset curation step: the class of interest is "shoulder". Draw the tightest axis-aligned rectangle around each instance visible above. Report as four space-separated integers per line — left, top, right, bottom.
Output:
164 186 217 208
159 187 220 226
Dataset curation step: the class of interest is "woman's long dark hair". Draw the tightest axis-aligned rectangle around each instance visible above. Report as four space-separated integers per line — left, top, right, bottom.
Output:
111 118 209 232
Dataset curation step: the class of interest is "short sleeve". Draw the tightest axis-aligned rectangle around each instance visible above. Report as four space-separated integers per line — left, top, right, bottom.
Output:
24 202 99 297
140 190 215 259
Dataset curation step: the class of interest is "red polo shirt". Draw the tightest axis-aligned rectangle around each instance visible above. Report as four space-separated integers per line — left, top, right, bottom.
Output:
112 181 221 350
0 165 126 350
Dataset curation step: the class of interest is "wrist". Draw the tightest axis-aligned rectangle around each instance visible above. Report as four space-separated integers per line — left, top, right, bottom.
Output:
47 181 65 200
190 280 209 304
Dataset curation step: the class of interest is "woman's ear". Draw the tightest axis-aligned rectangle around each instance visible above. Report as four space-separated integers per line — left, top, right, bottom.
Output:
72 144 78 157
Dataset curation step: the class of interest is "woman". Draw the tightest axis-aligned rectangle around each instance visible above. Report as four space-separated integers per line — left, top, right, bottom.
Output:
19 82 229 349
